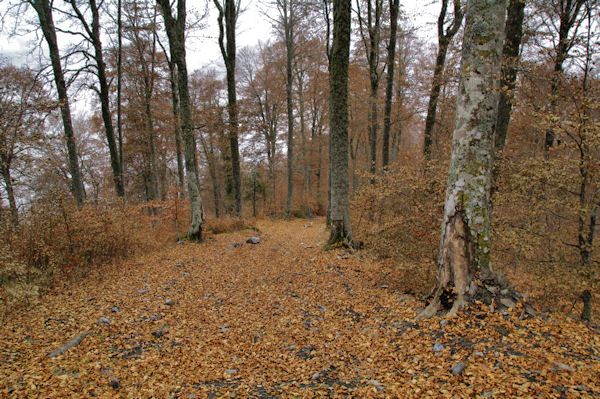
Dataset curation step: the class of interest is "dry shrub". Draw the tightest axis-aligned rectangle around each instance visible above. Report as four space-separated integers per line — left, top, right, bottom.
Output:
205 217 257 235
0 188 188 313
351 153 449 295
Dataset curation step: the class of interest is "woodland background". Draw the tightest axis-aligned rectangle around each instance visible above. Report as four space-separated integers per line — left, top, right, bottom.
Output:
0 0 598 320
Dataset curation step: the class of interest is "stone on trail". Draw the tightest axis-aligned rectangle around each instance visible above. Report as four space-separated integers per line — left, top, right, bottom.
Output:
433 342 445 352
450 362 466 375
136 289 149 294
98 317 110 324
110 306 119 313
165 299 175 306
246 237 260 244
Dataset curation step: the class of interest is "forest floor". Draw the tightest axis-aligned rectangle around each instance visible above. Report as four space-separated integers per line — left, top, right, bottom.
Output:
1 219 599 398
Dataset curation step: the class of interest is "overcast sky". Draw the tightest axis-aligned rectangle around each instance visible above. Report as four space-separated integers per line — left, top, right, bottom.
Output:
1 0 440 71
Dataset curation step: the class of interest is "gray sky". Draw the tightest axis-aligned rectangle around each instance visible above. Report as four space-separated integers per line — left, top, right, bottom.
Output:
1 0 439 71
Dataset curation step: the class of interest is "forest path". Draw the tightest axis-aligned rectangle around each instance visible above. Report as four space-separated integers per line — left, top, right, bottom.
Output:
1 219 599 398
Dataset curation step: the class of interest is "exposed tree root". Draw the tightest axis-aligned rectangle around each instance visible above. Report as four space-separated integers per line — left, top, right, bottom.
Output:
47 331 92 358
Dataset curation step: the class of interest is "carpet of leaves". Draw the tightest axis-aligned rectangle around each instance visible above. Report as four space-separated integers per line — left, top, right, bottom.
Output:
1 219 599 398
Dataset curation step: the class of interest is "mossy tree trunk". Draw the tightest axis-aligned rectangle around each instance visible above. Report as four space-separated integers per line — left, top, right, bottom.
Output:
419 0 507 319
157 0 205 241
328 0 352 245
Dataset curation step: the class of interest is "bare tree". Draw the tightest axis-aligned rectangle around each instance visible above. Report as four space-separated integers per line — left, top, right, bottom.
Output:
494 0 526 151
381 0 399 168
418 0 507 318
64 0 124 197
25 0 87 207
214 0 243 217
533 0 590 149
422 0 463 158
356 0 384 175
157 0 205 240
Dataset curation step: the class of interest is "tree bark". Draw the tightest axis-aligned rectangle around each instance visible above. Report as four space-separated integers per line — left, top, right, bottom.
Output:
494 0 525 151
381 0 399 169
422 0 463 159
357 0 383 175
418 0 507 319
328 0 352 245
0 166 18 225
215 0 243 217
157 0 205 240
280 0 296 217
29 0 86 207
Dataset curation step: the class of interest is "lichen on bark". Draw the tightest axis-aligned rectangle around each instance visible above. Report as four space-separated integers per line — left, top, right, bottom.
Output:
418 0 507 319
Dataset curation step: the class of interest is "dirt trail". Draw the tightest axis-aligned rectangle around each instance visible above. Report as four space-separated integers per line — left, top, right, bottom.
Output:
1 219 599 397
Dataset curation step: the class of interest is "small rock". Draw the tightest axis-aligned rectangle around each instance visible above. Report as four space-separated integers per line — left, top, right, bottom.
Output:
552 362 575 372
136 289 149 294
485 284 499 294
440 319 449 327
165 299 175 306
246 237 260 244
433 342 445 352
500 298 516 308
473 351 485 357
317 305 327 313
500 288 509 295
110 306 119 313
152 324 169 338
219 326 230 333
182 272 190 277
450 362 466 375
311 371 320 380
369 379 385 391
109 375 121 389
190 394 197 399
482 391 494 397
149 314 161 321
225 369 237 374
98 317 110 324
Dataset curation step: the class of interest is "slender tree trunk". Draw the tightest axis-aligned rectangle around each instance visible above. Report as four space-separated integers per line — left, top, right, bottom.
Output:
495 0 525 150
418 0 507 319
29 0 86 207
423 0 463 158
215 0 242 217
157 0 205 240
544 0 587 150
328 0 352 244
0 166 18 225
117 0 124 197
284 2 295 217
69 0 124 197
382 0 399 168
168 62 185 189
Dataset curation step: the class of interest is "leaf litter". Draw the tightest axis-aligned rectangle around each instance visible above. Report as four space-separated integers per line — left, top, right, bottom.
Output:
1 219 599 397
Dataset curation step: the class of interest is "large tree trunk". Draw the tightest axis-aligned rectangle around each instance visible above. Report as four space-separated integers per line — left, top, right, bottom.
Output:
381 0 399 168
30 0 86 207
158 0 205 241
328 0 352 245
422 0 463 158
215 0 242 217
494 0 525 151
418 0 507 319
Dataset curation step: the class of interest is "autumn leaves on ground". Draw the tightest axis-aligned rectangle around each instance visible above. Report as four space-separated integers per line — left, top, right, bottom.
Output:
1 219 598 398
